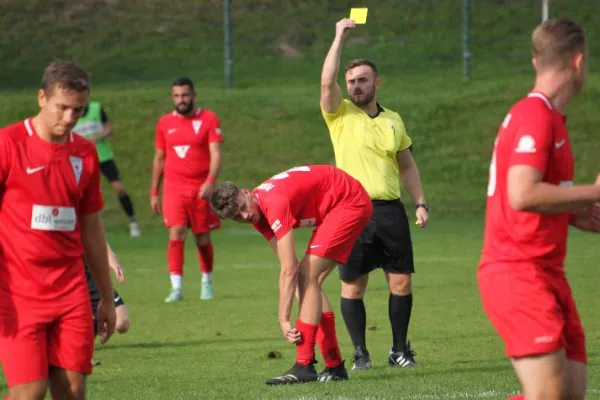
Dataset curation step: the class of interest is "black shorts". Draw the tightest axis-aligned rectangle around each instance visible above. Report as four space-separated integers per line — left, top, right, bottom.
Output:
338 199 414 281
100 159 122 182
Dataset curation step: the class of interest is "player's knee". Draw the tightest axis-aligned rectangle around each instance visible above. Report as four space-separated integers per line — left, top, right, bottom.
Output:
51 377 86 400
195 234 210 248
116 317 130 334
341 276 367 299
169 227 187 241
69 380 86 399
388 273 412 295
112 181 126 194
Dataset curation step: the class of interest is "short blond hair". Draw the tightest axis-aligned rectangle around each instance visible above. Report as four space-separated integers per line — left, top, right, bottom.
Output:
209 182 242 220
532 18 586 69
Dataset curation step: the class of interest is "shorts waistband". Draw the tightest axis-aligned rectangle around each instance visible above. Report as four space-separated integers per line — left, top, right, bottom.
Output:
371 198 401 206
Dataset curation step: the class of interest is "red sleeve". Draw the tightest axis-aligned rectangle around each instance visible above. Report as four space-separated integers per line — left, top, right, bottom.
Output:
80 151 105 215
208 115 223 143
260 194 296 241
0 131 13 186
155 118 165 150
509 108 553 174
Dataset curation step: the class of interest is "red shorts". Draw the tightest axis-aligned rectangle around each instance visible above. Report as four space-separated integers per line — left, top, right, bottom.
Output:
478 263 586 364
0 298 95 387
307 190 373 264
162 184 221 234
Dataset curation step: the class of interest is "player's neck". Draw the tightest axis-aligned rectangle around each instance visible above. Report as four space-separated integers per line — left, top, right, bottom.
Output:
361 100 379 118
183 107 198 118
533 72 576 114
31 115 68 144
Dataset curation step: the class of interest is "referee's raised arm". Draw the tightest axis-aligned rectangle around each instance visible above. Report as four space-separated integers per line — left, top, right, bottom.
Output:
320 19 355 114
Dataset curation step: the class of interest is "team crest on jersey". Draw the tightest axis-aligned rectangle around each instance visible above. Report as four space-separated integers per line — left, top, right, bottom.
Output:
69 156 83 184
173 145 190 159
192 120 202 134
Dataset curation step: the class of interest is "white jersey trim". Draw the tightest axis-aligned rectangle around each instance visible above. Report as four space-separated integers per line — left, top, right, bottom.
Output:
24 119 34 136
527 92 553 110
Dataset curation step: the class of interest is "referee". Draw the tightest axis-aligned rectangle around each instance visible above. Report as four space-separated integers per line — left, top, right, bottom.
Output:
319 18 429 371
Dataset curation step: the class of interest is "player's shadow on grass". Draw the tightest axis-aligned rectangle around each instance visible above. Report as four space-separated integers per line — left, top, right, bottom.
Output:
97 336 280 350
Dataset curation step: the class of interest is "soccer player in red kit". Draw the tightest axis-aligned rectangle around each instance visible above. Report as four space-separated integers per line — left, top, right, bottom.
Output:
151 77 223 302
0 61 116 399
479 19 600 400
210 165 372 385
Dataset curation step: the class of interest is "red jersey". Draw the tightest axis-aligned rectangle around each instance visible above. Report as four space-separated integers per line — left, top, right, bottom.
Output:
480 92 574 269
252 165 365 241
155 108 223 188
0 119 104 304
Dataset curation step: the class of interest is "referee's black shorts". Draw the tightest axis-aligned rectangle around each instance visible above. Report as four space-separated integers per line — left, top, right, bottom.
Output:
338 199 414 281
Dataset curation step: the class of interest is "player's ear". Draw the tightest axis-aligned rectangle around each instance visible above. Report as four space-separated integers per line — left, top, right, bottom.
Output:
572 51 585 73
531 57 538 70
375 76 381 89
38 89 47 109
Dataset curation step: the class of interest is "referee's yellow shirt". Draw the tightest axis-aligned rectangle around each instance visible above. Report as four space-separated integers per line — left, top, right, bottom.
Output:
322 99 412 200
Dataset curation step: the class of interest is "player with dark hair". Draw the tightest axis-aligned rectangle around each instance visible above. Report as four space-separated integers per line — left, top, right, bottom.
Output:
151 77 223 302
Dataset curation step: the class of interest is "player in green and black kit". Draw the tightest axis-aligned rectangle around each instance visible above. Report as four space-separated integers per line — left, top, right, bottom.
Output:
75 101 141 237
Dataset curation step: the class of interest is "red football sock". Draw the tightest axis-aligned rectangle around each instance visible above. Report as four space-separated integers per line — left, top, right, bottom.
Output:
295 319 319 366
168 240 185 276
506 396 524 400
198 242 214 274
316 312 342 368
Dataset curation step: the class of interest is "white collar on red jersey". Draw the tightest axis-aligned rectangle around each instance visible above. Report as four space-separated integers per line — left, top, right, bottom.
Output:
25 118 74 142
527 92 553 110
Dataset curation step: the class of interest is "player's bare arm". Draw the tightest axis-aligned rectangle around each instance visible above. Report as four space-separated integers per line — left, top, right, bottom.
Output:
320 19 355 114
107 241 125 283
199 142 222 199
92 120 112 142
397 149 429 227
276 231 301 344
150 149 165 214
508 166 600 213
81 212 116 344
268 237 279 255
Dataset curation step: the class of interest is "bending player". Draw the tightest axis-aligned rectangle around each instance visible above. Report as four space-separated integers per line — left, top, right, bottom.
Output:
479 18 600 400
210 165 372 385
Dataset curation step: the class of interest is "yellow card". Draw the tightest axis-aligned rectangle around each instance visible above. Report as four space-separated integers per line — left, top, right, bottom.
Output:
350 7 368 24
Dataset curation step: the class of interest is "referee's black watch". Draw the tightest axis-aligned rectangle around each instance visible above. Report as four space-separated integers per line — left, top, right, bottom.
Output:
416 203 429 212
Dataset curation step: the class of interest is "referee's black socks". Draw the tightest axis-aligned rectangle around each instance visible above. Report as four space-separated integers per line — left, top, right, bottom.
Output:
389 293 413 353
341 297 367 351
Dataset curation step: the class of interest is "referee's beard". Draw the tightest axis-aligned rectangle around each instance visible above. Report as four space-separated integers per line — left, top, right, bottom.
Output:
350 87 376 107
